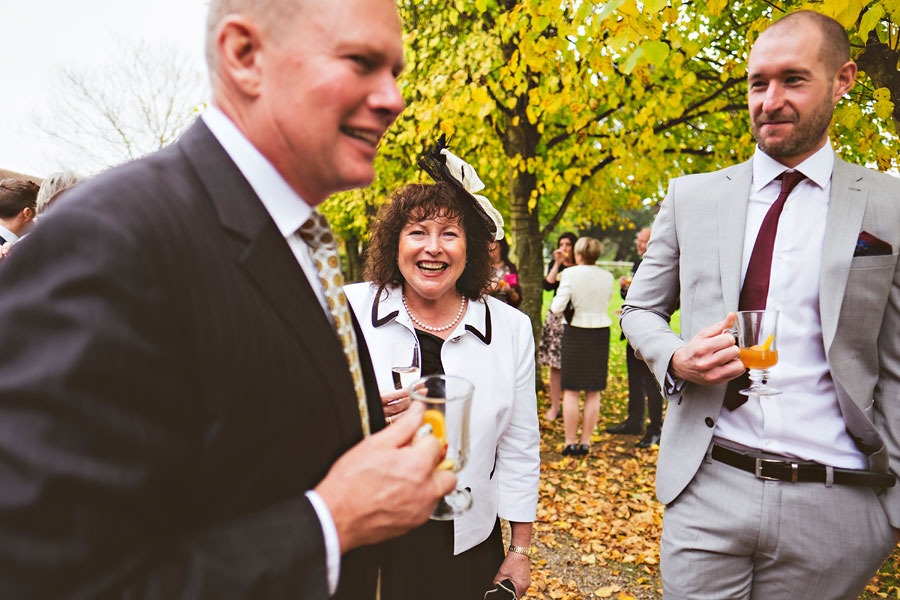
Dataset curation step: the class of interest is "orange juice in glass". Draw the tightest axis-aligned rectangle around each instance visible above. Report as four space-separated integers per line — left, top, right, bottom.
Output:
735 310 780 396
410 374 473 520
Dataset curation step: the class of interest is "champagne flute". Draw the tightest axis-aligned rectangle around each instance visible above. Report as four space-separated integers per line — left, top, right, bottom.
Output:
391 341 420 391
409 374 473 520
735 309 780 396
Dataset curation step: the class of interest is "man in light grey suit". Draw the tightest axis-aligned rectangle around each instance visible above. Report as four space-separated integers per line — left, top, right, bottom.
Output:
621 10 899 599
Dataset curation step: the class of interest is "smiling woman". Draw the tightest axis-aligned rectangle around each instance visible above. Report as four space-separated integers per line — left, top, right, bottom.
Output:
343 145 540 599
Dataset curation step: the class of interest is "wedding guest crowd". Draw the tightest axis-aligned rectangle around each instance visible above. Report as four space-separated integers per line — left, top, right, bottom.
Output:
0 3 896 600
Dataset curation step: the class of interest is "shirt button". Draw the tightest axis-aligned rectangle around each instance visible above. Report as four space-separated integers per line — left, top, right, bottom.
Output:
705 417 715 428
763 439 771 446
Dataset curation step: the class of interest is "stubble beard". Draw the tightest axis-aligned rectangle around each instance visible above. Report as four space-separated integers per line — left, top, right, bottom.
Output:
752 94 835 160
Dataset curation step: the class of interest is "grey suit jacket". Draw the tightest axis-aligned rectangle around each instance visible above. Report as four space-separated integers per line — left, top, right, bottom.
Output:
0 120 386 599
621 155 900 527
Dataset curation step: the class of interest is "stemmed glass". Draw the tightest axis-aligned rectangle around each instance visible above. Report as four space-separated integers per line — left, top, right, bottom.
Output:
390 341 420 391
735 309 780 396
409 374 473 520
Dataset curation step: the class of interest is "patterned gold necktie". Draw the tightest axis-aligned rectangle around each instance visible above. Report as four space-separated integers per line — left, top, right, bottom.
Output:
297 211 370 437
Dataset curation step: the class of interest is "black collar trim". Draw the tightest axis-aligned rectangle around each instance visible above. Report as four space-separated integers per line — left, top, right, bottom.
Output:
465 302 492 345
371 287 399 328
371 286 492 345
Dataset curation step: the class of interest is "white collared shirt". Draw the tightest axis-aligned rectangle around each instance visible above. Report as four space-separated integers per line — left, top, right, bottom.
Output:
0 224 19 244
201 107 342 594
714 142 867 469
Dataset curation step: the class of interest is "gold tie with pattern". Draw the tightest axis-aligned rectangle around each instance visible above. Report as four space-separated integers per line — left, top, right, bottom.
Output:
297 211 370 437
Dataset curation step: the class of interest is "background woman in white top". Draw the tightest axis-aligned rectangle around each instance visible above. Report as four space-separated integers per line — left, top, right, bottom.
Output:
549 237 614 456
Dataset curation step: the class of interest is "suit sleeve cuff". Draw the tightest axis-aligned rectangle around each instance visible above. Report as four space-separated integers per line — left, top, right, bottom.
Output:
305 490 340 596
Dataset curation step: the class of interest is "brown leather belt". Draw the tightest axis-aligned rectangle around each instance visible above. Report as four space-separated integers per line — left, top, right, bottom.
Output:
711 444 896 488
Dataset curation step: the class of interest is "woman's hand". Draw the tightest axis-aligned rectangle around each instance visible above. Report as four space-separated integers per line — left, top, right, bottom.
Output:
381 388 412 423
552 247 567 264
494 552 530 598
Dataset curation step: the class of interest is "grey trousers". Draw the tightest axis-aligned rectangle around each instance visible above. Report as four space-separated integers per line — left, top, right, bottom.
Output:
660 447 897 600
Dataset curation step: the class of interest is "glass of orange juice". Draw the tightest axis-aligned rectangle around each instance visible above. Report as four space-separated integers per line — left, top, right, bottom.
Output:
410 374 473 520
735 309 780 396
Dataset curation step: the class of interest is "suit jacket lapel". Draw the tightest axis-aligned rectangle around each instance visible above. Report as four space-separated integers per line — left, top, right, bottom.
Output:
177 120 364 436
820 158 867 353
717 160 753 311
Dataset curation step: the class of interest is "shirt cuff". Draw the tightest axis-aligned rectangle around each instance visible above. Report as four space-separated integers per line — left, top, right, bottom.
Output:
664 370 685 396
305 490 341 596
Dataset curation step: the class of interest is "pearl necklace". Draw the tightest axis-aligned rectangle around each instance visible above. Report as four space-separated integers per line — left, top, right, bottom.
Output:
401 293 467 332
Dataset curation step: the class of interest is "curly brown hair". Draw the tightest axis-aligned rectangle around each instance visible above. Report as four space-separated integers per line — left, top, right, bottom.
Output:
364 181 495 300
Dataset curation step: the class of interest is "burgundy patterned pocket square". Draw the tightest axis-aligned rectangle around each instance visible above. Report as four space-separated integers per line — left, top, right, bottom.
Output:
854 231 892 257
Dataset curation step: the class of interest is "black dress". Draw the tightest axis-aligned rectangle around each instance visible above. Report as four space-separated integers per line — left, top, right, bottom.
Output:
380 329 505 600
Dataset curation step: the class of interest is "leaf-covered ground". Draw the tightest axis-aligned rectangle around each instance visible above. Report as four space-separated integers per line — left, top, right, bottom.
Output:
522 290 900 598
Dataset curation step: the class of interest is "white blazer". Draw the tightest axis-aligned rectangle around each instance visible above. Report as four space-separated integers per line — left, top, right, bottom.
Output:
549 264 614 328
344 283 540 554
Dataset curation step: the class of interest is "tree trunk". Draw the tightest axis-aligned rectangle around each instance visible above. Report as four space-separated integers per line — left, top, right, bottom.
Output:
500 111 543 388
343 235 364 283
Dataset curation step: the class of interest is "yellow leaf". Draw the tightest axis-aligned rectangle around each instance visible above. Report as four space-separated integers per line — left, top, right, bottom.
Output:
707 0 727 16
597 0 627 22
594 584 621 597
858 5 885 39
875 98 895 121
643 0 667 14
874 87 892 102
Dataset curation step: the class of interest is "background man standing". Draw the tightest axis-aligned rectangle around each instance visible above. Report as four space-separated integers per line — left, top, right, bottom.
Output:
607 227 664 448
0 178 38 245
622 11 899 599
0 0 453 598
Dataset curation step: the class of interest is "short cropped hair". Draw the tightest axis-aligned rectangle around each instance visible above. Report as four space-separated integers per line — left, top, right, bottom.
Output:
0 179 40 219
364 181 494 300
205 0 303 74
574 237 603 265
765 10 850 75
36 171 81 216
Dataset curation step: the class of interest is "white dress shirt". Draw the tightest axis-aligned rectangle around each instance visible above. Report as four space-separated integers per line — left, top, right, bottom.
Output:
0 224 19 244
714 142 868 469
201 107 343 593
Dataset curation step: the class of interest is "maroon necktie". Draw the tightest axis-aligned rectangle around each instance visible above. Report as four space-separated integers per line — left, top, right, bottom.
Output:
723 171 806 410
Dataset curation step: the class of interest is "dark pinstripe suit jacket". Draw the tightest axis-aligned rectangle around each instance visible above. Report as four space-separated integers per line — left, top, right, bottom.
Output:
0 120 385 599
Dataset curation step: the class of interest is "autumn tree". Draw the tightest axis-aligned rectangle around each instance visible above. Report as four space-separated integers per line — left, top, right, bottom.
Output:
325 0 899 340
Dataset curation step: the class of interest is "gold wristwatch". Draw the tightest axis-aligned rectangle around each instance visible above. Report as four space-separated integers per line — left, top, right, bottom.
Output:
507 544 532 557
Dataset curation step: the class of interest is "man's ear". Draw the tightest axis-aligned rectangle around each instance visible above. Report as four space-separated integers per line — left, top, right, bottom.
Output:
833 60 857 102
216 17 265 97
21 207 35 223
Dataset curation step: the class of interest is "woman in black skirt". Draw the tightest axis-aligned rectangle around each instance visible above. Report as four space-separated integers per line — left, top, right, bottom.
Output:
548 237 614 456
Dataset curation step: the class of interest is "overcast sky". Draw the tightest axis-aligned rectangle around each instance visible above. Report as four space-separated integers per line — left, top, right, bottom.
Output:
1 0 210 178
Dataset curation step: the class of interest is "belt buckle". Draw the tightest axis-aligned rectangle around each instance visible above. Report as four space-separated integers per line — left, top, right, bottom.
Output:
754 457 799 482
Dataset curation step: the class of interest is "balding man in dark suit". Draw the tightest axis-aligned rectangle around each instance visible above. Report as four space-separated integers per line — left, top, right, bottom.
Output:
0 1 453 598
